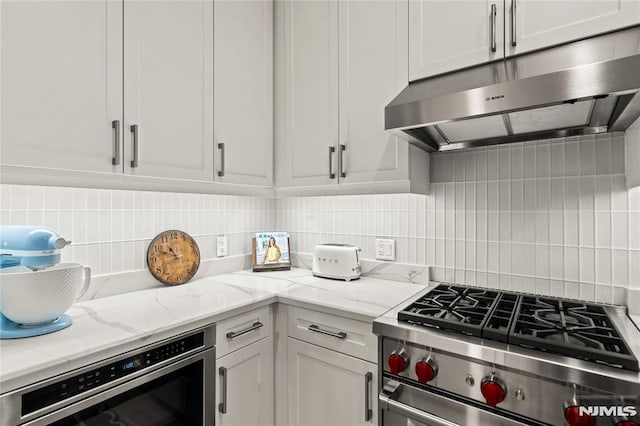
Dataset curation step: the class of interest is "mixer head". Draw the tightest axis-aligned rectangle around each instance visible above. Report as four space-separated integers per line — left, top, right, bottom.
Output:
0 226 71 270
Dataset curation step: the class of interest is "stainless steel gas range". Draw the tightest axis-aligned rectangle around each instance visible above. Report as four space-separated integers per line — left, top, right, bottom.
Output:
373 283 640 426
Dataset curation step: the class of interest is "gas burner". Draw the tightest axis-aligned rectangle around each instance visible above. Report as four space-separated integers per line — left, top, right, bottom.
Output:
397 285 640 371
511 296 638 371
398 285 500 337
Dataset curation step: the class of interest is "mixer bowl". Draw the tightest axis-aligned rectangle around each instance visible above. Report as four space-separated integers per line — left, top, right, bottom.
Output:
0 263 91 325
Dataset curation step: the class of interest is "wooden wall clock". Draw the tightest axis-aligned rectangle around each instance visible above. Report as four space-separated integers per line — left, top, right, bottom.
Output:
147 230 200 285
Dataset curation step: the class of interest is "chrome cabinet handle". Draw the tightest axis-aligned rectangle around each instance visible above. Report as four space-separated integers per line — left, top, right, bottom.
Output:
218 366 227 414
328 146 336 179
218 143 225 177
490 3 497 52
226 321 263 340
307 324 347 339
364 372 373 421
340 144 347 178
130 124 138 168
111 120 120 166
511 0 517 46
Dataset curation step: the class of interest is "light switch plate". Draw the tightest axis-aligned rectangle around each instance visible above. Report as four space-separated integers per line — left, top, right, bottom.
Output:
217 236 227 257
375 238 395 261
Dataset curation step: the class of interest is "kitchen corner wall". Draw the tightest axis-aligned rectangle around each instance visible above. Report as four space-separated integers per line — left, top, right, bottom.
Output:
0 185 274 294
278 133 640 305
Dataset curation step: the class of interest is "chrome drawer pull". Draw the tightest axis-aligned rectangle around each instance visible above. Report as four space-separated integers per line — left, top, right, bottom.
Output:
328 146 336 179
511 0 517 46
226 321 263 340
218 366 227 414
307 324 347 339
364 371 373 421
130 124 139 168
111 120 120 166
490 3 497 52
218 142 225 177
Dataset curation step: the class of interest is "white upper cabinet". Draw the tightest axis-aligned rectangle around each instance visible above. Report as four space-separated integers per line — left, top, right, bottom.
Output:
123 0 214 181
214 0 273 187
282 0 339 187
338 0 410 185
506 0 640 56
277 0 430 195
409 0 505 81
0 0 122 173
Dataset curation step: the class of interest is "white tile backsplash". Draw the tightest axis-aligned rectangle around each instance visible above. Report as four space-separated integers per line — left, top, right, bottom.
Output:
278 134 638 304
1 184 274 280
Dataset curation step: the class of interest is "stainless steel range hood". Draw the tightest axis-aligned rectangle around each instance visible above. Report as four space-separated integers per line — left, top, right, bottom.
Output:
386 26 640 152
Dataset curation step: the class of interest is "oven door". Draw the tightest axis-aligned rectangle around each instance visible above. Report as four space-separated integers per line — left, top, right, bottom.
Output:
23 349 215 426
379 379 540 426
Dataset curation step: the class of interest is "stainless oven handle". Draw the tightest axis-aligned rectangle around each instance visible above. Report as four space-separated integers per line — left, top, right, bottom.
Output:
308 324 347 339
218 366 228 414
226 321 263 340
379 393 458 426
23 349 215 425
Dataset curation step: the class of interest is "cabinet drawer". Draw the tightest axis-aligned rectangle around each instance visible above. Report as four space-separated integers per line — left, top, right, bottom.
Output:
287 306 377 362
216 305 273 358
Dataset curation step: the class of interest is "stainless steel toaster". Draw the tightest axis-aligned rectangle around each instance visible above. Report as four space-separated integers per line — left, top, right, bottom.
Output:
312 244 361 281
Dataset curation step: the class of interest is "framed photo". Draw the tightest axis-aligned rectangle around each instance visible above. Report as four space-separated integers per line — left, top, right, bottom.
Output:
252 232 291 272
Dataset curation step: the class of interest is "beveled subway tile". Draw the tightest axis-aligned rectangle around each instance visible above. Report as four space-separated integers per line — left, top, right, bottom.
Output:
550 141 565 177
511 145 524 179
579 135 596 176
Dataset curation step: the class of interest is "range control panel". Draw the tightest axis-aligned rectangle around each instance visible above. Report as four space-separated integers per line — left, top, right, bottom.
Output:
21 332 205 416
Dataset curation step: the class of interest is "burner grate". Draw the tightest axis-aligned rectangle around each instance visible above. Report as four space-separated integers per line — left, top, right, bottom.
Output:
509 296 639 370
397 285 640 371
398 285 500 337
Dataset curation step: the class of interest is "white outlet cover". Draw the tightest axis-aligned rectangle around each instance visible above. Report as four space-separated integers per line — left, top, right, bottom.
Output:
375 238 395 261
217 236 227 257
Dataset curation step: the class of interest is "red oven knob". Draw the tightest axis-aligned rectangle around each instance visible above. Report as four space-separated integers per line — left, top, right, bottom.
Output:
564 405 595 426
415 358 438 383
480 375 507 407
388 350 409 374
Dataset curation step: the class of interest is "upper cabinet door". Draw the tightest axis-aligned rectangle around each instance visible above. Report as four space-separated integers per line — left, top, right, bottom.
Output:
409 0 505 81
507 0 640 56
214 0 273 187
123 0 214 181
0 0 123 173
338 0 409 185
283 0 339 187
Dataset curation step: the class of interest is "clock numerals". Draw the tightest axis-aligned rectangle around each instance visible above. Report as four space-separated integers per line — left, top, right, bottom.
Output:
148 230 200 285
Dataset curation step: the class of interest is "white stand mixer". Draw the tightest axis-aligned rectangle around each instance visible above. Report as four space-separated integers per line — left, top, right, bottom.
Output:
0 226 91 339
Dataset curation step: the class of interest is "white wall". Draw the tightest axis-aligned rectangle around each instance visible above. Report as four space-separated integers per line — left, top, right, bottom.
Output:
278 133 640 305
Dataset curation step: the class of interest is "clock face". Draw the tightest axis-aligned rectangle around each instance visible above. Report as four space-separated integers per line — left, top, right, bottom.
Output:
146 230 200 285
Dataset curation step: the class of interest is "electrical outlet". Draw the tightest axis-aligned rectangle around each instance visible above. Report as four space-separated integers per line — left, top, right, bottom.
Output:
216 236 227 257
375 238 395 261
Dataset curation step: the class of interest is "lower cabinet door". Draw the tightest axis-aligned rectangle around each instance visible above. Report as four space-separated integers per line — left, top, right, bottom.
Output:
216 336 274 426
288 337 377 426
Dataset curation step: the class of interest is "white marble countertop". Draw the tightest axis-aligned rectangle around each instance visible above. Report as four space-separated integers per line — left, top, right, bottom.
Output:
0 268 426 394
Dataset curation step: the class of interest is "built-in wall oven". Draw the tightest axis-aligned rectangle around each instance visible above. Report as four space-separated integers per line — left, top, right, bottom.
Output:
0 325 216 425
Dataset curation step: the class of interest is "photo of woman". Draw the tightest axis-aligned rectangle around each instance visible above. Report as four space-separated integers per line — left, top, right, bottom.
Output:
253 232 290 271
262 236 281 264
